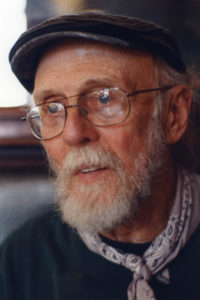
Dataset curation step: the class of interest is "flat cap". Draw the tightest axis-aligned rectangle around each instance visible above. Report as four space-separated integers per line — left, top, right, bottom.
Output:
9 12 186 93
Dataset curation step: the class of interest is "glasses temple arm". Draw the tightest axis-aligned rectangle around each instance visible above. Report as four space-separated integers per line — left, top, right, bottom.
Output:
128 85 175 97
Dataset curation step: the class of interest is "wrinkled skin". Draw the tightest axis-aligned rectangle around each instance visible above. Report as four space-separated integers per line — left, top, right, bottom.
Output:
33 40 192 242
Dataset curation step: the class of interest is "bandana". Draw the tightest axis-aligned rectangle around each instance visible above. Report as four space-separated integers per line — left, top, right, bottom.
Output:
79 168 200 300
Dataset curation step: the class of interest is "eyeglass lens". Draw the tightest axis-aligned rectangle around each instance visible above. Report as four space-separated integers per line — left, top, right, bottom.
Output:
27 88 129 140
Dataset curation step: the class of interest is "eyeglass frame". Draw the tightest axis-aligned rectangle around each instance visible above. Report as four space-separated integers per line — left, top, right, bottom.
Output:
22 85 174 140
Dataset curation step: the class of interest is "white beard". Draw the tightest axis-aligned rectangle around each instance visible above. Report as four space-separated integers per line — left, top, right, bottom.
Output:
52 117 167 233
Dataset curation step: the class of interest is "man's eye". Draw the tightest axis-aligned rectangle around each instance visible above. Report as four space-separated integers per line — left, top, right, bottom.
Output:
48 104 59 113
99 93 110 104
45 103 62 114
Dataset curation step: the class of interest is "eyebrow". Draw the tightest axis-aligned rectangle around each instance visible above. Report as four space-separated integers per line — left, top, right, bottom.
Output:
33 90 60 104
33 77 116 104
78 78 115 91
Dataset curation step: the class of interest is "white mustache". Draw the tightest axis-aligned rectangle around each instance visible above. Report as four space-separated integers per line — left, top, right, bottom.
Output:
62 146 122 176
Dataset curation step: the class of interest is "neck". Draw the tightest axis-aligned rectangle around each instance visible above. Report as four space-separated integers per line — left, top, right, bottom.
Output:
101 161 177 244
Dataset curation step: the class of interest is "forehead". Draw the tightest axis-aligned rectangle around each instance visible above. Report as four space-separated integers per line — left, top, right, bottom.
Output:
33 39 155 98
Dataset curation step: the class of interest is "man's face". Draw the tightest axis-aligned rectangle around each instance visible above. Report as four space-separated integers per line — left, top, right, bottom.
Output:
33 41 167 233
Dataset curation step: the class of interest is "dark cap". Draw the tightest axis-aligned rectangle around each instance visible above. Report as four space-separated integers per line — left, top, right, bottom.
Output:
9 12 186 93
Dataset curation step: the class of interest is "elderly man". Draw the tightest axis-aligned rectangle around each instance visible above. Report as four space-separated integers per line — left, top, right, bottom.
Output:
0 13 199 300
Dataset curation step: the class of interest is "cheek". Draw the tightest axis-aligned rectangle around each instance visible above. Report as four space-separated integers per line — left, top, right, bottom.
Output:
100 123 146 168
101 103 154 167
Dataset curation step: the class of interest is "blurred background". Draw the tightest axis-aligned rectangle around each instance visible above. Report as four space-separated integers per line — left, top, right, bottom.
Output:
0 0 199 243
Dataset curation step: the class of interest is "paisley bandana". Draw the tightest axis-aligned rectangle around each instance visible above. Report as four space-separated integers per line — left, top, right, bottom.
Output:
79 169 200 300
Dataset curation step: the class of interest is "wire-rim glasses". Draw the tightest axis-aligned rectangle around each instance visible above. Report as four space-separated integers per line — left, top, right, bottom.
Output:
23 85 173 140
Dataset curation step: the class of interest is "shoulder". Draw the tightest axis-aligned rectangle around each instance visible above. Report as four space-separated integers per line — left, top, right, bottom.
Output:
185 223 200 253
0 210 93 299
170 223 200 273
0 209 82 265
1 209 64 243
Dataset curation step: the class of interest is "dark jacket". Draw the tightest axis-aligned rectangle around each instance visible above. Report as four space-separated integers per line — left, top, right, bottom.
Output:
0 211 200 300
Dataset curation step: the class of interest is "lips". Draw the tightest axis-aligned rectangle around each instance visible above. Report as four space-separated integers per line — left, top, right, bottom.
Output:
71 164 108 179
81 166 108 174
71 163 104 174
81 167 102 173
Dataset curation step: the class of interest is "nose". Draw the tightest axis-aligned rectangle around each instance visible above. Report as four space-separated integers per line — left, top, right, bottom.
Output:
61 106 99 147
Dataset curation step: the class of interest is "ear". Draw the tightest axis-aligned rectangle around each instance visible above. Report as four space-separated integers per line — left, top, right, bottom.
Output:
165 85 192 144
